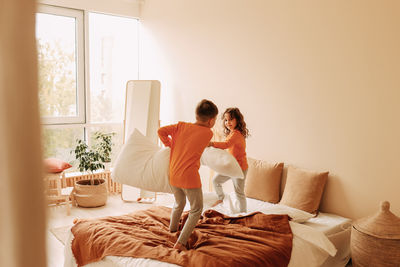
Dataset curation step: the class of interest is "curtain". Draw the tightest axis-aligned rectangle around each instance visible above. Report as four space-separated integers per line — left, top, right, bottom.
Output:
0 0 47 266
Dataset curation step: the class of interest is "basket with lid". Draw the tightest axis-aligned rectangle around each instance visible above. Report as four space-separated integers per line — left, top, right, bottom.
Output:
351 201 400 267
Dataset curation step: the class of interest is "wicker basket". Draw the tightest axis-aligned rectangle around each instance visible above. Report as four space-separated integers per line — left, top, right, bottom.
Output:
351 201 400 267
73 178 108 208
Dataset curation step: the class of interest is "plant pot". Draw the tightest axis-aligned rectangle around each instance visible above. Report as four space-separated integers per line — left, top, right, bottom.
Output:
74 178 108 207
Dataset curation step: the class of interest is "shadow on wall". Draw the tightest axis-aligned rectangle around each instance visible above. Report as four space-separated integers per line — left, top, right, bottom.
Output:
319 174 351 218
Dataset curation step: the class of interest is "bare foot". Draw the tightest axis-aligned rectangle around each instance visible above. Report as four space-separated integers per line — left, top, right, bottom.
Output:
73 218 86 224
211 200 223 207
173 242 187 251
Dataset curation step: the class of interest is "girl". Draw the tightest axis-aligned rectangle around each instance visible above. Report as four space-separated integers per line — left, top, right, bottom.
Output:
209 107 249 212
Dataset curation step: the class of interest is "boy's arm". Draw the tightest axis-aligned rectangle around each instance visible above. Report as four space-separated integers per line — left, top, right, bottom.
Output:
158 124 177 147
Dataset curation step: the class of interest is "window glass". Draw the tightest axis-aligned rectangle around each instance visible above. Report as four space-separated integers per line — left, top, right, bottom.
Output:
87 124 124 164
36 13 78 118
88 13 139 123
42 127 84 163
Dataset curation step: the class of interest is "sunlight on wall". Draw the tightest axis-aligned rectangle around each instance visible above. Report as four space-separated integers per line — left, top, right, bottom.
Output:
139 0 400 219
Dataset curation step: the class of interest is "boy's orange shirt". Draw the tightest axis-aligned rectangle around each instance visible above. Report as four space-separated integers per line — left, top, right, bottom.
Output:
158 122 213 189
212 129 248 170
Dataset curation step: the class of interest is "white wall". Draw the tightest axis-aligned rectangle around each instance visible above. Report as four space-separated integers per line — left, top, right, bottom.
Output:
139 0 400 219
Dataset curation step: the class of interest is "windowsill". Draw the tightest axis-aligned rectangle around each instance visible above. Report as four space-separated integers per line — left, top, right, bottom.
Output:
64 168 112 177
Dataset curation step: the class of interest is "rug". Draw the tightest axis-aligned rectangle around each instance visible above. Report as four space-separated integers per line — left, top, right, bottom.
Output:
50 225 72 245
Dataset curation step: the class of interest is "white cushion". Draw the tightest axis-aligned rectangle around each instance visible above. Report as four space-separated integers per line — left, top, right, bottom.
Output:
231 192 314 222
112 129 244 193
112 129 172 193
258 203 314 223
201 147 244 179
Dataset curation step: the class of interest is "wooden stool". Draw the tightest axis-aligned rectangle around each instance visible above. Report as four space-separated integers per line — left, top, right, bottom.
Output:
44 171 74 215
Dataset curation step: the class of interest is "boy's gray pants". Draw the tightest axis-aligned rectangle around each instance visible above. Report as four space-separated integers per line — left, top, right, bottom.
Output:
169 186 203 246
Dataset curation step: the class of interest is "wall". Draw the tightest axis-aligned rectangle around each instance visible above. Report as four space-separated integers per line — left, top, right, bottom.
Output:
38 0 141 17
139 0 400 219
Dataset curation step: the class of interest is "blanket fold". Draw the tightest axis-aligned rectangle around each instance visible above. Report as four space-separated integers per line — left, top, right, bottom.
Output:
71 206 293 267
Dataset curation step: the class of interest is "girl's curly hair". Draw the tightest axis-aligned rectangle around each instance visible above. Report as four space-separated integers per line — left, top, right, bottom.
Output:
222 107 249 138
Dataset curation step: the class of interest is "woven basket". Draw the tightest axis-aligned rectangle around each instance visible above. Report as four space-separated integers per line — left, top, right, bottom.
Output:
74 178 108 208
351 201 400 267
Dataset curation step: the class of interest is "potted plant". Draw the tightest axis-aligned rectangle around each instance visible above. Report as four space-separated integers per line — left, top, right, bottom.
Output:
93 131 115 170
74 139 105 173
71 133 114 208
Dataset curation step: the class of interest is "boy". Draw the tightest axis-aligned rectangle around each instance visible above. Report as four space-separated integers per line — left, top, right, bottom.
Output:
158 99 218 251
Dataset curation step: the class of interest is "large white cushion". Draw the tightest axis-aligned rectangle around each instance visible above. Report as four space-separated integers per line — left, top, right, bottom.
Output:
200 147 244 179
112 129 172 193
112 129 244 193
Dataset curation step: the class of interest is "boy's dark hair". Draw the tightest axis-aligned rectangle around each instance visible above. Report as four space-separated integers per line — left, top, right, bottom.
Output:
196 99 218 122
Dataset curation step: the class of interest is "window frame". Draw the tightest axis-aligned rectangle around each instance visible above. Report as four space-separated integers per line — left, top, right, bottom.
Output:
37 5 86 125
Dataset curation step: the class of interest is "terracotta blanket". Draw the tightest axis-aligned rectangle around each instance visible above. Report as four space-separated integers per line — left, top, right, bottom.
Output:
71 206 293 267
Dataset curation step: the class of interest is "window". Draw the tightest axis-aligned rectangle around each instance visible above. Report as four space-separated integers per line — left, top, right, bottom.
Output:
36 6 84 124
36 5 139 164
88 12 139 124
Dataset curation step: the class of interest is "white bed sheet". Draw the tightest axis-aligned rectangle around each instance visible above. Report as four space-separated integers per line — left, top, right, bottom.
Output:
64 193 350 267
306 213 352 267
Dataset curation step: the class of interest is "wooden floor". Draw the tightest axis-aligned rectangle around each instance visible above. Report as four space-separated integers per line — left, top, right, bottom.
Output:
46 193 175 267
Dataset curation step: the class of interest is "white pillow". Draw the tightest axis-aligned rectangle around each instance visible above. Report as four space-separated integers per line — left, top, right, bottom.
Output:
201 147 244 179
224 192 314 222
112 129 172 193
258 203 314 223
242 194 314 223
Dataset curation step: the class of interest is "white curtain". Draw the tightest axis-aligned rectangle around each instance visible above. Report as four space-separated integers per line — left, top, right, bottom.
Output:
0 0 47 266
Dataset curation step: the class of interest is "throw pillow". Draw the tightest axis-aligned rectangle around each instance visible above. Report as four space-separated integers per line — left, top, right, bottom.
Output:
44 158 72 173
279 166 328 214
244 158 284 203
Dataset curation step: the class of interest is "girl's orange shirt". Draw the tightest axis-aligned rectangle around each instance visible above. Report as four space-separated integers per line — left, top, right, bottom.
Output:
212 130 248 171
158 122 213 189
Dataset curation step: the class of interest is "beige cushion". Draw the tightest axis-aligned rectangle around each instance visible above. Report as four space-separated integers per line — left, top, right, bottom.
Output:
244 158 284 203
280 166 328 214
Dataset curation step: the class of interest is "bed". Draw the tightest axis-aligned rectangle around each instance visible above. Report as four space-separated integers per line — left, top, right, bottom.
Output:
64 192 351 267
68 136 351 266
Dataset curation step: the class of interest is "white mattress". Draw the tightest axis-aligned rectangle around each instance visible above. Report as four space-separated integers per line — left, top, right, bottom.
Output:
64 193 351 267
